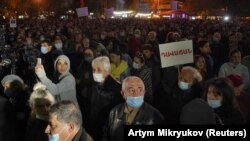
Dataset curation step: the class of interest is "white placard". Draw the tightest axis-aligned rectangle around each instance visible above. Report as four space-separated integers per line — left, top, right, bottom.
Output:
159 40 193 68
76 7 88 17
10 19 17 28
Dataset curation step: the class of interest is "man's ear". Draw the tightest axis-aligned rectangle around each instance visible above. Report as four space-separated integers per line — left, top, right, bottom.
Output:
68 123 75 132
121 91 126 99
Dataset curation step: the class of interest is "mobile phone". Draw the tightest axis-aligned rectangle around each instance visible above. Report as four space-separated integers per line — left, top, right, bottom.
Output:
37 58 42 65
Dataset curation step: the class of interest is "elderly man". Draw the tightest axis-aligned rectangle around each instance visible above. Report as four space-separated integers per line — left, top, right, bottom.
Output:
45 101 93 141
103 76 165 141
84 56 124 141
163 66 203 124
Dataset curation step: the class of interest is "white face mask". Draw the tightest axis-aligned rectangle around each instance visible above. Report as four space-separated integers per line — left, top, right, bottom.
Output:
133 62 140 69
93 73 105 83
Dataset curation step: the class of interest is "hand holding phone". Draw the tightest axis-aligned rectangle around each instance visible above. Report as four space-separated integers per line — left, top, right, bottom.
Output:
37 58 42 65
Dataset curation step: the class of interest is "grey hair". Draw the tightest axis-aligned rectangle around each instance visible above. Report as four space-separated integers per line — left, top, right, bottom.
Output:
182 66 202 83
92 56 111 72
49 101 82 128
29 82 55 108
122 76 145 91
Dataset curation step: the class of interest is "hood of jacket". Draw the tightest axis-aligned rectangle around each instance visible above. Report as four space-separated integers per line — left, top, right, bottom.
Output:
54 55 70 74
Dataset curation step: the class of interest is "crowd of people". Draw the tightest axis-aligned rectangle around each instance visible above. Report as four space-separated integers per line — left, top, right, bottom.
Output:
0 17 250 141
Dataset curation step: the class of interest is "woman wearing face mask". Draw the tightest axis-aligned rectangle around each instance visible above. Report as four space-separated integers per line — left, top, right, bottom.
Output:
132 52 153 104
35 55 78 106
204 77 244 124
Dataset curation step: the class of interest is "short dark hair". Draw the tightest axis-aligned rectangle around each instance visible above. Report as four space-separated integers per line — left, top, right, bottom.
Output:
41 39 53 46
109 45 121 55
229 49 241 58
142 44 153 52
197 40 208 49
49 101 82 128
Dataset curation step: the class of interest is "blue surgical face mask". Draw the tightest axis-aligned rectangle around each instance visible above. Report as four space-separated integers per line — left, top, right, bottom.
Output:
207 99 222 109
48 126 67 141
54 43 63 50
41 46 48 54
126 96 144 108
48 134 59 141
178 81 190 90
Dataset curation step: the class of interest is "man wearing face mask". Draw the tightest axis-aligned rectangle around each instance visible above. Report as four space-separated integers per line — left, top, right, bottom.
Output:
84 56 123 141
53 36 64 53
103 76 165 141
164 66 203 124
40 40 62 80
45 100 93 141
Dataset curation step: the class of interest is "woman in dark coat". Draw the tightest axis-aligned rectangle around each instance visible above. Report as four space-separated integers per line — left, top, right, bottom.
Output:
203 77 244 124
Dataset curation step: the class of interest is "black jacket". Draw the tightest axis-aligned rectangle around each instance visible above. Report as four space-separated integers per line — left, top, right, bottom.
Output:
73 128 93 141
0 96 17 141
214 105 244 125
85 75 123 141
103 102 165 141
163 84 203 124
26 118 48 141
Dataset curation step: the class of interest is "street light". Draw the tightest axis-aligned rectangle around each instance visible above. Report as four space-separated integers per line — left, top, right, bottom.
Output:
224 15 230 21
